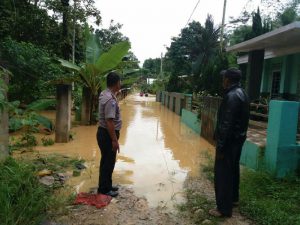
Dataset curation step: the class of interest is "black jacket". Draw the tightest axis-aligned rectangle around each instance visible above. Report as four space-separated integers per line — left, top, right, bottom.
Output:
215 84 250 152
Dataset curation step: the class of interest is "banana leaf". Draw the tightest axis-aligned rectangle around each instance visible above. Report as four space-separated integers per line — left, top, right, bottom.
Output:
85 24 102 64
9 117 23 132
96 41 131 75
58 59 81 71
33 114 54 134
26 99 56 112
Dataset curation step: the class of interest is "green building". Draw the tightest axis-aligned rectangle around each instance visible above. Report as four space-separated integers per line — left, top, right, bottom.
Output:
227 22 300 177
227 22 300 102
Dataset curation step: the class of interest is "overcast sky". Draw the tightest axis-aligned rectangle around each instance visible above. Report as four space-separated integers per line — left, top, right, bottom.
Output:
95 0 264 64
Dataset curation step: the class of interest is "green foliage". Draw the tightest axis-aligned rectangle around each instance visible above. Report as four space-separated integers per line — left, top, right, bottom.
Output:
95 41 131 76
41 137 55 146
60 29 131 95
201 153 300 225
0 39 62 103
8 99 55 133
85 24 102 64
149 78 169 93
143 58 162 77
95 21 129 52
178 190 219 225
0 0 101 58
278 6 299 25
0 157 50 225
33 154 85 173
240 170 300 225
0 155 80 225
122 76 139 88
165 15 224 94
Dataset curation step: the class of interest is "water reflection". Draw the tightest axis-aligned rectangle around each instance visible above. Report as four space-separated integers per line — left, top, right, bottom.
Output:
34 94 213 209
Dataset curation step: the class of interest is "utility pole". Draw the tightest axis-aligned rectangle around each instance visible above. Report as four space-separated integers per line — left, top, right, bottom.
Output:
72 0 77 64
220 0 227 50
160 52 163 78
72 0 77 91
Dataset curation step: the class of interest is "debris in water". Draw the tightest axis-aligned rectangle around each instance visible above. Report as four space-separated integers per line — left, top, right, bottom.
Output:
75 162 86 170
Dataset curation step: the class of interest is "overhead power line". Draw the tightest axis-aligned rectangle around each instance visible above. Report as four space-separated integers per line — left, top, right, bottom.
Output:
185 0 201 27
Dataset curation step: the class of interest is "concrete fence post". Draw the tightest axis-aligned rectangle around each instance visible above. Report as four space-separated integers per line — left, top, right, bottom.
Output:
55 84 72 143
184 94 193 111
265 100 300 177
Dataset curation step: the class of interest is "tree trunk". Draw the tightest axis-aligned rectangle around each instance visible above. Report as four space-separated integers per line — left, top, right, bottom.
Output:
0 75 9 162
81 87 92 125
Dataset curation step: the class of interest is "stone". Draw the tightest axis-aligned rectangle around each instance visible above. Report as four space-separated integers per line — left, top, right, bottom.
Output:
39 176 55 186
138 213 149 220
57 173 69 182
195 208 204 214
202 219 212 225
40 221 66 225
37 169 53 177
75 162 87 170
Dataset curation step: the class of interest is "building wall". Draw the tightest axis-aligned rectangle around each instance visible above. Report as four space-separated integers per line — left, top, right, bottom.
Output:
260 53 300 100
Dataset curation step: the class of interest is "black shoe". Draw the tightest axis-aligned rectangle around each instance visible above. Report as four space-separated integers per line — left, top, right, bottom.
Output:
104 190 119 197
111 185 119 191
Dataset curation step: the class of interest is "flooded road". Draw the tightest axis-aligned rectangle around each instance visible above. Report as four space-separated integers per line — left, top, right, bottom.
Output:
36 94 214 209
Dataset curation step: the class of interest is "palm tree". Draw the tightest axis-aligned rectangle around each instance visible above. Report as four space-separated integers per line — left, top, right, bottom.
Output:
59 27 130 124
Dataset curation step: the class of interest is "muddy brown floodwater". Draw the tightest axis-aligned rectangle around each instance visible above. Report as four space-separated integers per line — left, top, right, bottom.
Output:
35 94 214 210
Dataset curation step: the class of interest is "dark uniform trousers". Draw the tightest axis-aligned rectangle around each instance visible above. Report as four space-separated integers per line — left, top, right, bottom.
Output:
214 136 246 216
97 127 120 194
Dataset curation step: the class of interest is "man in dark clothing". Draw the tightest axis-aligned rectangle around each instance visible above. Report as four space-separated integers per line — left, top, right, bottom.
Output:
209 68 250 217
97 72 122 197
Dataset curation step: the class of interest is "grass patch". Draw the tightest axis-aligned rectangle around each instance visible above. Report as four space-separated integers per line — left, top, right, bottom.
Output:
178 190 221 225
32 154 85 172
239 170 300 225
41 137 55 146
201 153 300 225
0 156 79 225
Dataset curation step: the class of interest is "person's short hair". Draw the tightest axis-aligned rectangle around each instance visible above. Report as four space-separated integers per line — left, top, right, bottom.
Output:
107 72 120 87
220 68 242 83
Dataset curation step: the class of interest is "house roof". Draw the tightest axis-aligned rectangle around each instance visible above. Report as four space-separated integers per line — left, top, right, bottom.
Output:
227 22 300 53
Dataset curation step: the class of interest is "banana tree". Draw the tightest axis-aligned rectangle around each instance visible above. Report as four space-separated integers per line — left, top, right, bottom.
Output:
59 28 130 125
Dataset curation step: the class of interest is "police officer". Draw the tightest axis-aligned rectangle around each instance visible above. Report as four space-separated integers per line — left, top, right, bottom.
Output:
209 68 250 217
97 72 122 197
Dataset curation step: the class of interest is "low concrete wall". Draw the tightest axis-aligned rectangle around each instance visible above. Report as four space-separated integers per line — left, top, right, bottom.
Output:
240 141 265 170
265 100 300 177
181 109 201 134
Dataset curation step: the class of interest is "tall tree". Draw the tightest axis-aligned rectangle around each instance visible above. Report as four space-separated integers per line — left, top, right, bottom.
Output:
143 58 161 77
95 21 129 52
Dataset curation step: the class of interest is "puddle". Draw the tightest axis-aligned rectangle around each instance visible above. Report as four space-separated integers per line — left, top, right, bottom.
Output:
32 94 214 209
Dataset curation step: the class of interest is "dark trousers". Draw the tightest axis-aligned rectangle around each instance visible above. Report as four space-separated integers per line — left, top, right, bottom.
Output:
97 127 120 194
214 137 246 216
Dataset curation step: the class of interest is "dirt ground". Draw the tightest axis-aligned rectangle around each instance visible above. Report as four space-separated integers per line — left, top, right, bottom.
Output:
57 187 190 225
51 175 255 225
184 176 255 225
